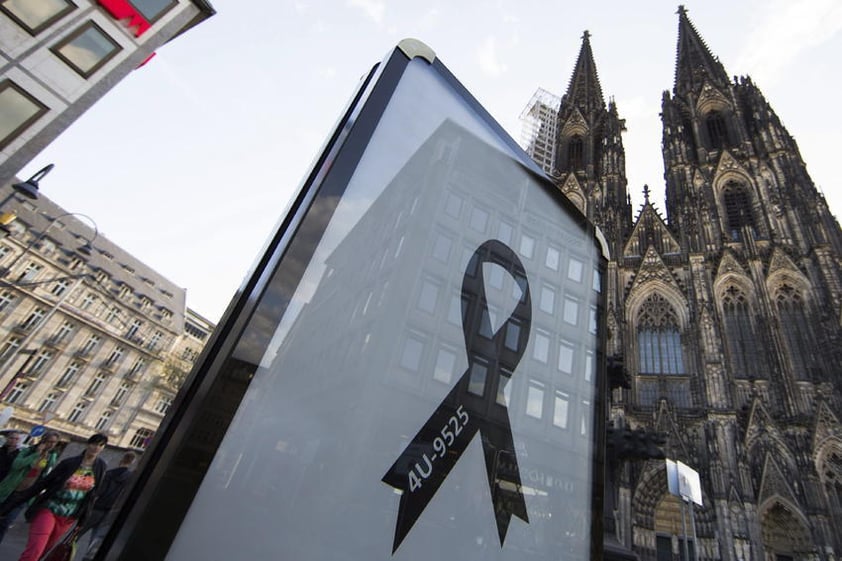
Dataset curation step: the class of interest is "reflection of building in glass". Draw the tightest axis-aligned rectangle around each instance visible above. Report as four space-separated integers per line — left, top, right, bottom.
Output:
520 88 561 176
165 117 603 560
524 9 842 561
0 182 214 448
0 0 215 183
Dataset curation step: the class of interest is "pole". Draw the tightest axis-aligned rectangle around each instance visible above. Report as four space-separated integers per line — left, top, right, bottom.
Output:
680 496 690 561
689 498 699 561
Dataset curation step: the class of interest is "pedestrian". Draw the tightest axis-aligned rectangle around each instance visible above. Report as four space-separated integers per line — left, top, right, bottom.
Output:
0 433 107 561
0 430 60 543
77 451 136 560
0 431 22 481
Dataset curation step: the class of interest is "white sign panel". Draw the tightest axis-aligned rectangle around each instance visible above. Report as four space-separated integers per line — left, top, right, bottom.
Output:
104 41 607 561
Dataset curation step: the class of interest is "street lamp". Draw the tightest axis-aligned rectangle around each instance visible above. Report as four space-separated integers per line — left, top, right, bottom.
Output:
10 164 53 201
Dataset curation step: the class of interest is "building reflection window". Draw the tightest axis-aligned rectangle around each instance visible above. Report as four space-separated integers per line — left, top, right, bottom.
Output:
526 379 545 419
553 390 570 429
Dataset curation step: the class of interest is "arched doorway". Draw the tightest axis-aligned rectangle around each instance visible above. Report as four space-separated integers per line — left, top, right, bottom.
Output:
759 499 812 561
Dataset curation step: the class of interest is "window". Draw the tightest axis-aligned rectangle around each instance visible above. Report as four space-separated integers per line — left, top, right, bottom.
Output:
86 372 106 397
545 246 560 271
0 290 16 312
0 336 20 361
6 380 29 403
79 334 101 355
111 381 132 406
539 284 555 314
95 410 112 430
722 181 756 241
127 0 176 21
147 330 163 350
467 357 488 396
558 340 575 374
496 369 512 406
469 207 489 233
563 296 579 325
0 80 48 150
52 21 121 78
433 347 457 384
532 330 550 364
155 396 172 415
776 284 818 380
51 279 70 296
706 111 729 150
553 391 569 429
67 400 87 422
19 262 43 282
526 380 545 419
57 360 82 386
20 307 46 330
0 0 75 34
568 257 584 282
721 286 765 379
129 357 145 376
80 292 97 310
106 306 120 323
519 234 535 259
399 334 424 372
126 319 143 339
29 349 53 375
567 136 584 169
105 346 124 366
416 278 439 314
38 391 59 412
119 284 132 300
129 427 155 449
637 294 684 375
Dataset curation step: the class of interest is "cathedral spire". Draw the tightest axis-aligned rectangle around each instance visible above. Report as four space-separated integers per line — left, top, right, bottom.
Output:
563 30 605 115
673 5 729 95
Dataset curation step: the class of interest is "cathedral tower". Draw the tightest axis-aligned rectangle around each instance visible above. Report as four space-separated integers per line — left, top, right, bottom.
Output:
606 7 842 561
554 31 632 261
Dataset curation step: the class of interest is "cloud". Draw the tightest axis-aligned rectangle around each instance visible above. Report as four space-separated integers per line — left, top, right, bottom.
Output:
347 0 385 24
477 36 508 77
733 0 842 86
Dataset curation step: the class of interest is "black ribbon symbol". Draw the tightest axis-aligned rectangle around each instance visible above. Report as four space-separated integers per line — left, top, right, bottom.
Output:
383 239 531 553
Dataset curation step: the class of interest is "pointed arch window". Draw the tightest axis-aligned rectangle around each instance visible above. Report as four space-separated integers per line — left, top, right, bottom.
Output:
637 295 685 375
775 284 817 381
721 286 766 379
567 135 584 169
723 181 756 241
706 110 729 150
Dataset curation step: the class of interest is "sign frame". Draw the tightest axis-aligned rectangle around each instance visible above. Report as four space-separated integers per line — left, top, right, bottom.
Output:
99 39 608 561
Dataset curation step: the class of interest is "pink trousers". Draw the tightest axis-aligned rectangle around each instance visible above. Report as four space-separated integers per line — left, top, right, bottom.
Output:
18 508 74 561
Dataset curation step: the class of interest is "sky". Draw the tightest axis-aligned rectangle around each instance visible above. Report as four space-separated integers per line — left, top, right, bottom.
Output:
16 0 842 323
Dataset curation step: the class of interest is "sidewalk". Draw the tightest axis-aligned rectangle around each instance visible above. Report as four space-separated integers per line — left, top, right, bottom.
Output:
0 521 29 560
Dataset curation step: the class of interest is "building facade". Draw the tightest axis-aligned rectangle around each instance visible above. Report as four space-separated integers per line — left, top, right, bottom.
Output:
0 181 213 449
0 0 215 184
522 8 842 561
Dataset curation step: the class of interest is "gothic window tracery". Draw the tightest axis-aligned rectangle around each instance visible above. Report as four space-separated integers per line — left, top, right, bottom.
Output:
722 182 756 241
635 294 690 408
706 110 729 150
721 285 766 379
774 283 817 381
568 135 584 169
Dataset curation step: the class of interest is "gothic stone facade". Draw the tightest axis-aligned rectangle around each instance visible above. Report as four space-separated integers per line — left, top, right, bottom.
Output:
525 8 842 561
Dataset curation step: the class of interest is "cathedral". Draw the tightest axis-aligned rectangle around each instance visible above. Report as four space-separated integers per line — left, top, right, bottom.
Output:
525 6 842 561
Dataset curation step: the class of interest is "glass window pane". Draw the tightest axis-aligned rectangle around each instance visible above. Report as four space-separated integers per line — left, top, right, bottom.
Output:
558 341 575 374
0 0 73 32
519 234 535 259
0 82 47 147
568 257 584 282
416 278 439 314
496 370 512 405
563 296 579 325
468 359 487 396
469 207 488 232
533 330 549 363
545 246 560 271
553 391 569 428
526 381 544 419
129 0 174 21
497 221 513 244
53 23 121 77
539 284 555 314
433 347 457 383
399 335 424 372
